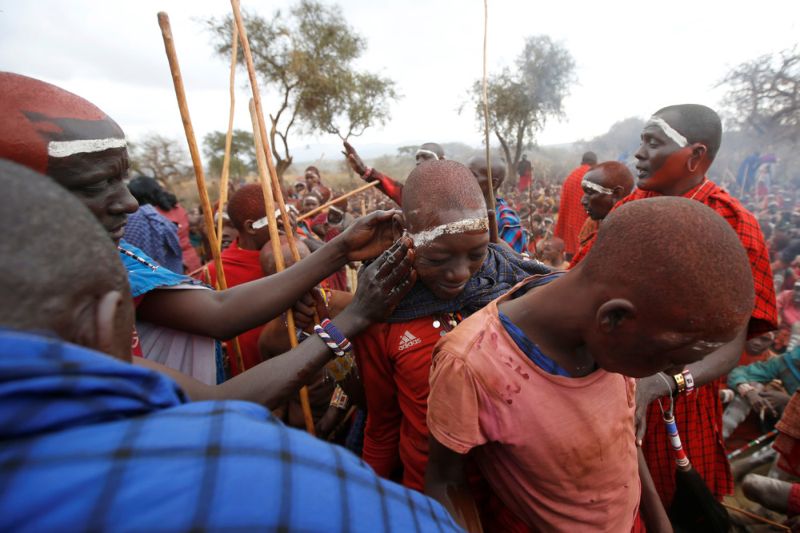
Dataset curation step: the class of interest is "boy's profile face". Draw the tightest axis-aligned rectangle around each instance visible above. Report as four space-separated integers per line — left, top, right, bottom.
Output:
589 317 733 378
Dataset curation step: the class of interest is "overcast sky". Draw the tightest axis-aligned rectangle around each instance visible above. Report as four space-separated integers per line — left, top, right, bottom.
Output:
2 0 798 160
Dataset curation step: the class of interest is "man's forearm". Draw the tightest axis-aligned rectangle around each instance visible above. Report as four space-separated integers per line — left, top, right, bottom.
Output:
218 307 369 409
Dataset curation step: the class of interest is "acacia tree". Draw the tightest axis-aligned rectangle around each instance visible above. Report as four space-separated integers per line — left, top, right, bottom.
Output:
207 1 397 179
202 129 257 181
129 133 192 183
470 36 575 177
718 46 800 144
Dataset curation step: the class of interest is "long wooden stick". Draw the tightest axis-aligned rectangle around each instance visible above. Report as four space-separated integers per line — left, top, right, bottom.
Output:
249 99 316 435
216 21 239 252
158 12 245 375
721 502 790 531
481 0 498 244
297 180 379 222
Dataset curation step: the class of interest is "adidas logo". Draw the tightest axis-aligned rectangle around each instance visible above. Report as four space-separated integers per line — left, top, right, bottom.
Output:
398 330 422 351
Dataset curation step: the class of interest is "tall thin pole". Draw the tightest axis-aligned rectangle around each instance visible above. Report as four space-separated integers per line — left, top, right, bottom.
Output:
158 11 245 374
217 21 239 251
482 0 498 243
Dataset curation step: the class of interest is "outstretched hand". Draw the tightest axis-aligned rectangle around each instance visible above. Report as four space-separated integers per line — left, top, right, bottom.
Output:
334 209 403 261
343 141 368 178
348 236 416 324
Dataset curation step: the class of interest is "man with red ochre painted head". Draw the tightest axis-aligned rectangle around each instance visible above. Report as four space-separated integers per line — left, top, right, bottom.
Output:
572 104 778 508
574 161 635 256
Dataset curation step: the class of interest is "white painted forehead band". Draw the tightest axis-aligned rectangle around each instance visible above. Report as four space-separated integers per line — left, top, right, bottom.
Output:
408 217 488 247
252 209 284 229
581 179 615 195
48 138 127 158
647 116 688 148
415 149 440 160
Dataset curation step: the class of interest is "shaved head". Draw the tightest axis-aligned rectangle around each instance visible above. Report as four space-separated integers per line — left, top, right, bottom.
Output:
402 160 487 234
653 104 722 161
228 184 266 232
468 154 506 196
585 162 634 192
581 197 753 338
0 159 131 355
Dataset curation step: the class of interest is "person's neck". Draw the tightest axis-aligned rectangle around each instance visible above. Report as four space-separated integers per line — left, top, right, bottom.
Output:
499 275 596 377
236 236 259 251
658 174 706 197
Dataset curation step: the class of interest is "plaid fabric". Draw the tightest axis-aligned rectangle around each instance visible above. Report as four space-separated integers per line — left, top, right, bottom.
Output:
642 379 730 507
123 204 183 274
572 180 778 506
388 243 550 322
0 329 461 533
554 164 591 256
496 197 528 254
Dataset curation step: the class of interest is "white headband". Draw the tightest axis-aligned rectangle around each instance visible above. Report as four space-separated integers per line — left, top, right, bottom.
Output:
408 217 488 247
415 149 440 160
252 209 284 230
581 179 615 195
647 116 688 147
47 138 127 158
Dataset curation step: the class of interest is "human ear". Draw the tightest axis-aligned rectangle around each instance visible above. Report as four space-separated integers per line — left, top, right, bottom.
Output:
244 219 257 236
94 290 126 359
686 144 708 173
596 298 636 333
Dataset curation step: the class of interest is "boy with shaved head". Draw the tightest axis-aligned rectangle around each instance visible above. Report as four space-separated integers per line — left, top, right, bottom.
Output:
426 197 755 531
353 160 548 493
0 159 460 532
572 104 778 508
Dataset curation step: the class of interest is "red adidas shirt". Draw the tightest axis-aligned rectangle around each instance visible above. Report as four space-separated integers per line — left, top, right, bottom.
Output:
353 316 445 491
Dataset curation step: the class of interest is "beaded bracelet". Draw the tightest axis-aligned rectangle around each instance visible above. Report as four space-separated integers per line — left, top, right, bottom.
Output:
682 369 695 394
314 319 352 358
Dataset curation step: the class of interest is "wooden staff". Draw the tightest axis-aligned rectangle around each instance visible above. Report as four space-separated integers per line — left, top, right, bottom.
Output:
158 12 245 375
249 100 316 435
481 0 498 244
216 20 239 251
360 197 367 217
721 502 790 531
297 180 379 222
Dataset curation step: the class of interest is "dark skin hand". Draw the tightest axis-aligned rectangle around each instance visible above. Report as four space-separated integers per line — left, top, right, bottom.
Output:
136 237 416 409
343 141 368 178
638 448 673 533
747 389 791 418
137 210 401 340
425 437 484 533
635 328 747 439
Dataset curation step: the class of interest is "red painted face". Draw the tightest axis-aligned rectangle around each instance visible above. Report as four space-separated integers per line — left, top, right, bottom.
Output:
634 124 695 195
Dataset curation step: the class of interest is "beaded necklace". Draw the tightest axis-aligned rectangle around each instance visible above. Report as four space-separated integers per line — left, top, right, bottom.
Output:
118 245 160 271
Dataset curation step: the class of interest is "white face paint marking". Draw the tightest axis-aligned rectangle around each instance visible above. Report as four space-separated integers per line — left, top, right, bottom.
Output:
414 149 440 160
408 217 488 247
581 179 615 195
647 116 688 148
47 138 127 158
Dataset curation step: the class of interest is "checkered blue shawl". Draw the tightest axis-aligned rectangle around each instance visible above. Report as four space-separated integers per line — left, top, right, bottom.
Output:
388 243 550 323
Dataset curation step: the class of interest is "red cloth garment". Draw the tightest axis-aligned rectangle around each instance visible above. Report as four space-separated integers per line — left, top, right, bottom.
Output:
775 391 800 477
572 179 778 507
206 240 265 374
554 164 591 256
352 317 443 492
156 204 201 272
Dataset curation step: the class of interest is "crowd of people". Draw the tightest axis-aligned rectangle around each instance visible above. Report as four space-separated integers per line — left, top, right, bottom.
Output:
2 69 800 533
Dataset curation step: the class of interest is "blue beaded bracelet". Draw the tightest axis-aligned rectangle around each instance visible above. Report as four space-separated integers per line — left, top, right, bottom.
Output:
314 319 352 358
